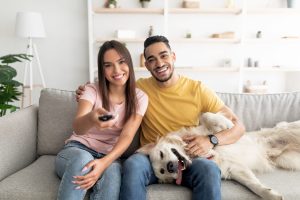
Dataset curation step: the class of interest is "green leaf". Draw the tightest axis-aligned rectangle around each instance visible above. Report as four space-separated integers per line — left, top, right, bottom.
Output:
0 54 32 64
0 54 29 117
0 104 14 109
5 79 23 87
10 106 18 112
0 65 17 83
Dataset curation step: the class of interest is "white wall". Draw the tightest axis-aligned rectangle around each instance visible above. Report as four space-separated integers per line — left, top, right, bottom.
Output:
0 0 89 99
1 0 300 107
91 0 300 93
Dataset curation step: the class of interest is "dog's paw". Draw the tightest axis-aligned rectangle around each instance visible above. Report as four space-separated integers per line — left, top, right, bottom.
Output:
275 121 288 128
201 112 234 133
261 188 283 200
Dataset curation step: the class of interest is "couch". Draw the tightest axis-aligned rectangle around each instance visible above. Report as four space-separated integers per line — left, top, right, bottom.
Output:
1 88 300 200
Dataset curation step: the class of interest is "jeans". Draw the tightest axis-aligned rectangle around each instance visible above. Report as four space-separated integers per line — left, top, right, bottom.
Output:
55 141 121 200
120 153 221 200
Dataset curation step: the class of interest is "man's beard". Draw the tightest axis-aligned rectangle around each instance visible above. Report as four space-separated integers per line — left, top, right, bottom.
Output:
151 66 174 83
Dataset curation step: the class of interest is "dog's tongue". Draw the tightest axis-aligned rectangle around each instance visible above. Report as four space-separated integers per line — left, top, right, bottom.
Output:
176 161 183 185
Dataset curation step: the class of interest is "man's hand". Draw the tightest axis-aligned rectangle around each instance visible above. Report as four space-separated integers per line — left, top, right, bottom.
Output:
183 135 214 158
73 158 108 190
75 82 89 102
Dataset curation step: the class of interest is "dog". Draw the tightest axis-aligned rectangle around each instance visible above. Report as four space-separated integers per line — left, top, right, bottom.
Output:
137 112 300 200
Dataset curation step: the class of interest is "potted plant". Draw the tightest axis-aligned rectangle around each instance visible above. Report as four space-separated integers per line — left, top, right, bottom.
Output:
287 0 299 8
0 54 31 116
139 0 151 8
107 0 117 8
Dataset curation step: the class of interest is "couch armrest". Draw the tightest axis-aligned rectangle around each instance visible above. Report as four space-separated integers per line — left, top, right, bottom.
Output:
0 105 38 181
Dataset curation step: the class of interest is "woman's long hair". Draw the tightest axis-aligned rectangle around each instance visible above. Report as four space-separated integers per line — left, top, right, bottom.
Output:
97 40 137 123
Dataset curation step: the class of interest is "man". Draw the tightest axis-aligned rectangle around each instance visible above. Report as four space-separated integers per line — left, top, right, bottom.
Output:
77 36 245 200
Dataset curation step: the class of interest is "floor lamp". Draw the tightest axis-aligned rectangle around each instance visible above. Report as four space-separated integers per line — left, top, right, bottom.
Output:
15 12 46 107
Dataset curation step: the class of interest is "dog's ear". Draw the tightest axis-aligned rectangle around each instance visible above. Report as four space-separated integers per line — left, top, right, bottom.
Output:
165 135 185 146
136 143 155 155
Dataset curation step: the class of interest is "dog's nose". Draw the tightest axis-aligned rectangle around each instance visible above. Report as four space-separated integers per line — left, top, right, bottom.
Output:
167 161 177 173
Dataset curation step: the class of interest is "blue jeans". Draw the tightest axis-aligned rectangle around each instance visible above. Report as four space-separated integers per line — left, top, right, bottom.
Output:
120 153 221 200
55 141 121 200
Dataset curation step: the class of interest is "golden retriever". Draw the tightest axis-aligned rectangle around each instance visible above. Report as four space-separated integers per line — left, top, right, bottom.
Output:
138 112 300 200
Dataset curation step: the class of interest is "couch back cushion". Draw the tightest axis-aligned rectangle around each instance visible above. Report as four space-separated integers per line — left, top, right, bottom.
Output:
217 92 300 131
38 89 300 155
38 89 77 155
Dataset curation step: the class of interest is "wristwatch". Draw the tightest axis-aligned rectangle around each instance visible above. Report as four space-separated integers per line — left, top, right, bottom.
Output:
208 134 219 147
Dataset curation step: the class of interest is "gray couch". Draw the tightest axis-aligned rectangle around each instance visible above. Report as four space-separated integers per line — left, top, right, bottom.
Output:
1 88 300 200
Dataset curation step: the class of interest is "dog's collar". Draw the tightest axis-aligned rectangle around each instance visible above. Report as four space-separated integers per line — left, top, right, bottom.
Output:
206 155 214 160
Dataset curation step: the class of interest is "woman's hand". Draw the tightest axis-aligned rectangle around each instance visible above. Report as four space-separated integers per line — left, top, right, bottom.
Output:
90 107 119 130
73 100 119 135
73 158 108 190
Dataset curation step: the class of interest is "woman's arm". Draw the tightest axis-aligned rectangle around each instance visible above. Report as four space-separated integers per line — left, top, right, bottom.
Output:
73 99 118 135
73 114 143 189
72 100 94 134
101 114 143 166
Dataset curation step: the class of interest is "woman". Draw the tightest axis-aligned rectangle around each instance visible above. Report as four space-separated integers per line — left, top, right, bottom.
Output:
55 40 148 200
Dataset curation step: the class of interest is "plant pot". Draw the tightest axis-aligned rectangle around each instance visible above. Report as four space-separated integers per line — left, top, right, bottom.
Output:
141 1 150 8
287 0 296 8
182 0 199 8
109 4 116 8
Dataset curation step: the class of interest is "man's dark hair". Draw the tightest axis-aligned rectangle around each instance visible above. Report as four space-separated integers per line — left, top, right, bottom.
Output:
143 35 171 57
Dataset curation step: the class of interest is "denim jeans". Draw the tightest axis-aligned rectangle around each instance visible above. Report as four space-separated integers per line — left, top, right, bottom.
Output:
120 153 221 200
55 141 121 200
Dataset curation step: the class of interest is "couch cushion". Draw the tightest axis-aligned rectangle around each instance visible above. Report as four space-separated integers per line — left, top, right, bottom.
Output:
221 169 300 200
0 155 89 200
38 89 77 155
0 156 299 200
0 156 60 200
217 92 300 131
147 169 300 200
147 184 192 199
0 105 38 181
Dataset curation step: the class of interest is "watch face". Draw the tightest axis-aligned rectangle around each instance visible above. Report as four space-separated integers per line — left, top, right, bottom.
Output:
210 135 218 145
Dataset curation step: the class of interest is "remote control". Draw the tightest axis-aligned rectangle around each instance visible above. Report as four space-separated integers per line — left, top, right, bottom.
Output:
98 114 114 121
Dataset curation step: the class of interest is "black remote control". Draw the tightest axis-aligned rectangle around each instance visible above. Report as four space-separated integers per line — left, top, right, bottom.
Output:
98 114 114 121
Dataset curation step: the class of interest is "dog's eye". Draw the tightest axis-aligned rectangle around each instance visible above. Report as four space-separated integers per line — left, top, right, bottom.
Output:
160 168 165 174
160 151 164 159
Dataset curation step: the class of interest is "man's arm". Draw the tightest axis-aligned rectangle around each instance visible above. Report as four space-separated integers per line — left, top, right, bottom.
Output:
214 105 245 146
75 82 89 102
183 105 245 157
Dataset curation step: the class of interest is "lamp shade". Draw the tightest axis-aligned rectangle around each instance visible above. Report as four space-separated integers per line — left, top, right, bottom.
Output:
15 12 46 38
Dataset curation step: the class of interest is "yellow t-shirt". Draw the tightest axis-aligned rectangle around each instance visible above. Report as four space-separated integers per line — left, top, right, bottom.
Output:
137 76 224 146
